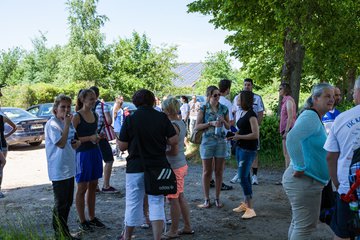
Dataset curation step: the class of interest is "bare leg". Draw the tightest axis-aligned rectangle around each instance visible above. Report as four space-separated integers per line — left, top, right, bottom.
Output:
87 180 98 220
214 158 225 200
103 161 113 189
151 220 164 240
76 182 88 223
124 226 135 240
202 159 213 200
0 152 7 191
143 194 150 224
178 193 192 232
168 198 181 235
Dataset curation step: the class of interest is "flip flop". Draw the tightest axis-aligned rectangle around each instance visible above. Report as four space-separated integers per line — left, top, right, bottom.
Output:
178 229 195 235
161 232 179 239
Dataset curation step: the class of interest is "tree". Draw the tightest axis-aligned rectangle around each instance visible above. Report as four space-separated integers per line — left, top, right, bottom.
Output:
0 47 24 85
195 51 238 95
107 32 178 99
188 0 360 107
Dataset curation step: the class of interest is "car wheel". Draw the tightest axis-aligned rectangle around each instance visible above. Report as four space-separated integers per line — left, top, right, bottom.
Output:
29 141 42 147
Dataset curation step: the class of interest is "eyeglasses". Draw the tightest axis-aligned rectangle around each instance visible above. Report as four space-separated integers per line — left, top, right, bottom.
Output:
212 94 220 98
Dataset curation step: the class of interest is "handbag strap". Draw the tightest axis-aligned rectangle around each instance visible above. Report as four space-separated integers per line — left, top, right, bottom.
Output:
202 104 207 124
100 102 110 127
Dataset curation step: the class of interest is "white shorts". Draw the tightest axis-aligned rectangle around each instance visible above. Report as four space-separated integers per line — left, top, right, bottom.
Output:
124 173 165 226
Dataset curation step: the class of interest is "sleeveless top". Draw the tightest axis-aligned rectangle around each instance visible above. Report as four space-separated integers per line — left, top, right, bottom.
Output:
280 95 296 133
0 115 7 150
167 120 187 169
75 112 98 152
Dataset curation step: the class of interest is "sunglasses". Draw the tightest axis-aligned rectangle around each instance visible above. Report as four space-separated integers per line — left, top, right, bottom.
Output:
212 93 220 98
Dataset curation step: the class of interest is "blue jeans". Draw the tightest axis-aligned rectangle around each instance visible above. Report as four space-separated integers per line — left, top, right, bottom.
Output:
236 147 256 198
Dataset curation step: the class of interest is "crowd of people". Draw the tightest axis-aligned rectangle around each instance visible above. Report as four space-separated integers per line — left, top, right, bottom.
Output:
0 75 356 240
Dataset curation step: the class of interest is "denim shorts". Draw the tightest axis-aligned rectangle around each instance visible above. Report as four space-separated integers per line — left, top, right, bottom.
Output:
200 137 226 159
330 193 360 238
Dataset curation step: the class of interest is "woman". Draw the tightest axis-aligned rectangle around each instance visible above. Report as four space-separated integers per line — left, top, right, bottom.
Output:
196 86 230 208
230 91 259 219
72 89 105 231
45 94 81 239
0 87 17 198
113 96 124 159
279 82 297 168
179 96 190 129
118 89 178 240
283 83 334 239
162 98 194 239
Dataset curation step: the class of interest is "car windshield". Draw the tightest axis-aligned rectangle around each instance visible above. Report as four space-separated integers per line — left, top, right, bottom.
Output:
40 104 53 116
2 108 37 120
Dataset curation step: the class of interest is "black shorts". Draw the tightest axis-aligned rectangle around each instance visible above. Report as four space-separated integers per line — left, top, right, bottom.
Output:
98 138 114 163
330 193 360 238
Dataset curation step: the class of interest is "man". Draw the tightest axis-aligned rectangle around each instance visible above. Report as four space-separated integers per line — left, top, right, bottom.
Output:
322 87 342 134
324 78 360 240
188 95 201 136
231 78 264 185
90 86 118 193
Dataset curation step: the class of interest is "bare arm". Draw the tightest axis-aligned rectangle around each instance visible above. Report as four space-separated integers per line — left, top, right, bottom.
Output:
327 152 340 189
194 109 211 131
166 124 179 156
118 140 128 151
257 111 264 125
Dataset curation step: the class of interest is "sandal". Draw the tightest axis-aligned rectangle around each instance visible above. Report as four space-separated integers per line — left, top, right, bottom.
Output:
221 183 233 191
215 199 224 208
161 232 179 239
197 199 211 208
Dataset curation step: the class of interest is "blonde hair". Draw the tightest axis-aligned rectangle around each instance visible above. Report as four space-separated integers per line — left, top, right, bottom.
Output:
162 97 180 115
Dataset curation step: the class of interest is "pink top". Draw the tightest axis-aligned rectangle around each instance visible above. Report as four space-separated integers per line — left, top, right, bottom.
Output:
280 95 296 134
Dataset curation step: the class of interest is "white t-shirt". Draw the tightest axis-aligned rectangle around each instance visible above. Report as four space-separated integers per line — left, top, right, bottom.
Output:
180 103 190 120
232 93 264 123
219 96 234 121
45 117 76 181
323 105 360 194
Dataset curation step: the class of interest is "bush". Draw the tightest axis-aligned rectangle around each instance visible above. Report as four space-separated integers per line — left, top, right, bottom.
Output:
258 114 284 169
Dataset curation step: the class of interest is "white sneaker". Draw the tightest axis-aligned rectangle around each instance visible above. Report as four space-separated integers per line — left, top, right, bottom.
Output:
251 175 259 185
230 174 240 184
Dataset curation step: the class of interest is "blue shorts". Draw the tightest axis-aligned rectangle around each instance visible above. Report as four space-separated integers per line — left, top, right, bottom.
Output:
75 147 103 183
330 193 360 238
200 138 226 159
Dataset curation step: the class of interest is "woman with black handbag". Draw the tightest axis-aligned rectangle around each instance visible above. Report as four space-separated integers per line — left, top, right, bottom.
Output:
118 89 178 240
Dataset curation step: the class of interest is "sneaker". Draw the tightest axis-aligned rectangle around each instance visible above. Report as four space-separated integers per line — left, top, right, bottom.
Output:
101 186 119 194
0 191 4 198
251 175 259 185
230 174 240 184
233 202 247 213
242 208 256 219
89 217 106 229
79 221 94 232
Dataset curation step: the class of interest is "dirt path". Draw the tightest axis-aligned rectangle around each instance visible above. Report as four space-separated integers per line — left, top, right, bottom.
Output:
0 143 333 239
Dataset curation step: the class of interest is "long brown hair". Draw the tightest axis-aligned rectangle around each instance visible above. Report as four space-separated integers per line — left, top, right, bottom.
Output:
76 89 95 111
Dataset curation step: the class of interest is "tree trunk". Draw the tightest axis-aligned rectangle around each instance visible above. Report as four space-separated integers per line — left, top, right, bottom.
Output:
346 67 356 101
280 29 305 111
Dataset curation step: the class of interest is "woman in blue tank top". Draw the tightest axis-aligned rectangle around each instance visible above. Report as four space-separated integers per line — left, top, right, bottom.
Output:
72 89 105 231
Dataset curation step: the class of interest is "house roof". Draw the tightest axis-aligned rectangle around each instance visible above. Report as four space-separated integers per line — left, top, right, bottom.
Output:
172 62 204 87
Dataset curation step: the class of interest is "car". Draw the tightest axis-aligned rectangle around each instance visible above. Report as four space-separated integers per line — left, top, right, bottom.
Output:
106 101 137 118
26 103 76 120
26 103 53 120
1 107 47 146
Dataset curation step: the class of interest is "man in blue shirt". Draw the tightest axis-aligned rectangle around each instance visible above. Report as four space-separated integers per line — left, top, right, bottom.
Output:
322 87 341 134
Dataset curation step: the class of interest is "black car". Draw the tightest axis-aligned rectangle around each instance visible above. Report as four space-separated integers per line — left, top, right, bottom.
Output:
1 107 47 146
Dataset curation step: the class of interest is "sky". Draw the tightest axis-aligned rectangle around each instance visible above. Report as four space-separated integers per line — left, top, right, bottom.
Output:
0 0 239 66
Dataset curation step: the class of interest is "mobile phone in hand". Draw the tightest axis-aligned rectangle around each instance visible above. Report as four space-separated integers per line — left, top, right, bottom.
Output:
225 132 235 138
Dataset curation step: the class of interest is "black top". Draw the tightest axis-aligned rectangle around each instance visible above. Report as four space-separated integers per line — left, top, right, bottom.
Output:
76 112 98 152
0 115 7 149
236 109 258 151
119 106 177 173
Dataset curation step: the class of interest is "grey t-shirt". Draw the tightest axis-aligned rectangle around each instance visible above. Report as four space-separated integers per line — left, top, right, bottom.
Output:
167 120 187 169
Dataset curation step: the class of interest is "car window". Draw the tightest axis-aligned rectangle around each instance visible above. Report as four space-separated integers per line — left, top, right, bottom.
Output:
39 104 53 116
3 108 37 119
27 106 39 115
